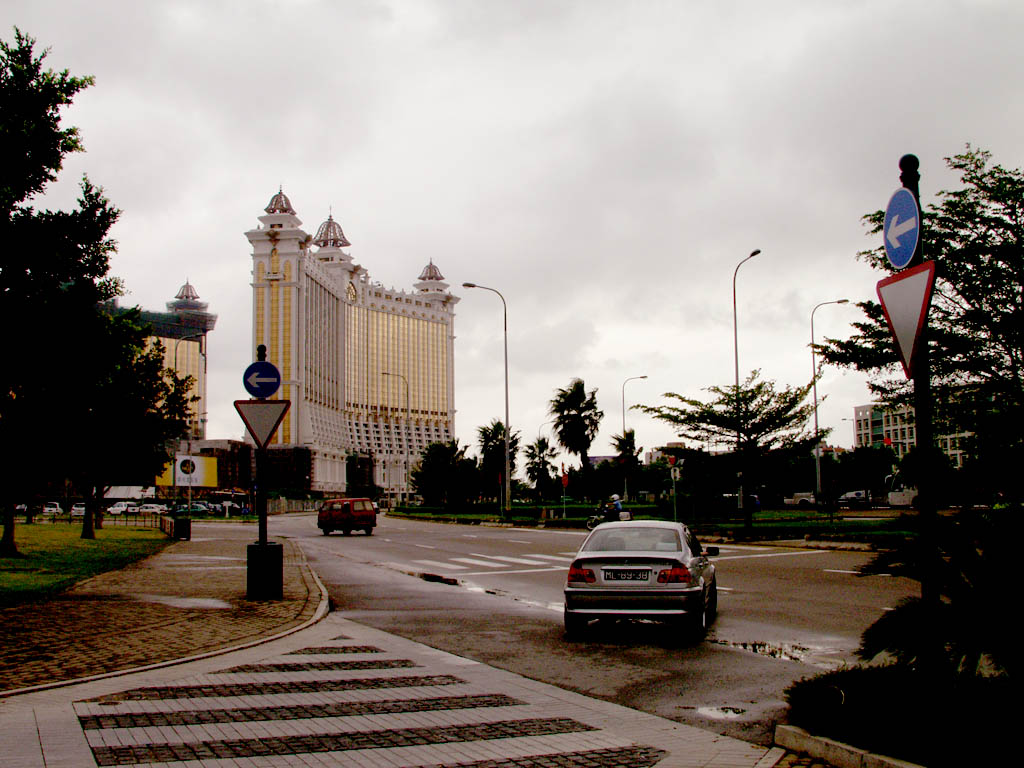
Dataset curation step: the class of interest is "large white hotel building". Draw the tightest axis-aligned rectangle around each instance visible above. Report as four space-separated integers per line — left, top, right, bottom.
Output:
245 190 458 497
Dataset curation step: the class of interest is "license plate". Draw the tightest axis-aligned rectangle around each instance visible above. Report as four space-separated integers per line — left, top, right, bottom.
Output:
604 569 650 581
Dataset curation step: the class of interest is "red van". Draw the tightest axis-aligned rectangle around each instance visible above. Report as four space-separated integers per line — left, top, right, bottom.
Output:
317 498 376 536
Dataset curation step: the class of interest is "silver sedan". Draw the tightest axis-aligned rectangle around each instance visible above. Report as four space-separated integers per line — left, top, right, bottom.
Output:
563 520 718 640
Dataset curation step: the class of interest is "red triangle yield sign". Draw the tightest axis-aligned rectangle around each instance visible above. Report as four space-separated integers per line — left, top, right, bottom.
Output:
876 261 936 378
234 399 290 449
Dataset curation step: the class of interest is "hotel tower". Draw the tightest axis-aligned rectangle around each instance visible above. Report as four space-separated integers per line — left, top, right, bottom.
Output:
245 189 458 497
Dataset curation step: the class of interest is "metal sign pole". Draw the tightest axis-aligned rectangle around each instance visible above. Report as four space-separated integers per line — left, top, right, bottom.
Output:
896 154 937 605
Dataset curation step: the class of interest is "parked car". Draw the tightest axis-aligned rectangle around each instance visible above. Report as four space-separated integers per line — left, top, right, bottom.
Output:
107 501 138 515
317 497 376 536
137 503 166 514
563 520 718 640
43 502 63 516
170 503 208 515
71 503 86 517
837 490 871 508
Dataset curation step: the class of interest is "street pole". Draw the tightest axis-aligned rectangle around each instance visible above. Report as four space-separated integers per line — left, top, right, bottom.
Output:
621 375 647 501
383 372 410 506
811 299 849 507
463 282 511 517
899 154 938 604
733 249 760 526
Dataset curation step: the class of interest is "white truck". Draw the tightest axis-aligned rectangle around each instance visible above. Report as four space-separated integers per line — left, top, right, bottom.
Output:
784 492 816 508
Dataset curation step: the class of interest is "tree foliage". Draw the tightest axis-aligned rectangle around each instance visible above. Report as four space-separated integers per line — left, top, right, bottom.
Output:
1 30 190 551
475 419 521 501
411 441 478 508
636 370 819 457
523 436 557 500
818 146 1024 502
548 378 603 496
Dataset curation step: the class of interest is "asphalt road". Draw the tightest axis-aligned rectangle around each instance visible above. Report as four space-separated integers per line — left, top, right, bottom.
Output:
279 513 918 746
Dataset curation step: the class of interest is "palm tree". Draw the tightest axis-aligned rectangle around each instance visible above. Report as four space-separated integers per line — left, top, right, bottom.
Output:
524 436 558 500
549 378 603 498
612 428 642 500
476 419 521 504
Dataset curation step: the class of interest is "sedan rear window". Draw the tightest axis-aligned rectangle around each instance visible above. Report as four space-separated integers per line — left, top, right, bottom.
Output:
584 528 682 552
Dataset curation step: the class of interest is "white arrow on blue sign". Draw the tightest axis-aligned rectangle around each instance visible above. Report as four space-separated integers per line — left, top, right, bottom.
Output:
883 187 920 269
243 360 281 398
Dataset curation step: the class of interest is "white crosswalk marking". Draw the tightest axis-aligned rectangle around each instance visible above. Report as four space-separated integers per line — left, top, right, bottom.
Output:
413 559 468 570
451 557 508 568
470 554 551 566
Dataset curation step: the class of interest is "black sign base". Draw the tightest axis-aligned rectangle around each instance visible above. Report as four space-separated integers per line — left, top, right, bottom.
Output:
246 542 283 600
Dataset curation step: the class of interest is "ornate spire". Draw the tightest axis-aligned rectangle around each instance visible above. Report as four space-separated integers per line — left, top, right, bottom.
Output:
313 213 351 248
417 259 445 281
264 186 296 215
175 279 200 301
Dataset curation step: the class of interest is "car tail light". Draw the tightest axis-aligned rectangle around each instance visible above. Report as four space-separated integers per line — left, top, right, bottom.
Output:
567 563 596 584
657 565 692 584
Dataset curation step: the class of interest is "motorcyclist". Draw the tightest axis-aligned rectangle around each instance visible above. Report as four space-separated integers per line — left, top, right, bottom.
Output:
603 494 623 523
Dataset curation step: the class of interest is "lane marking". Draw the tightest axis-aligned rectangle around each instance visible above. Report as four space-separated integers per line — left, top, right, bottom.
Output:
823 569 861 574
713 550 832 562
414 544 437 550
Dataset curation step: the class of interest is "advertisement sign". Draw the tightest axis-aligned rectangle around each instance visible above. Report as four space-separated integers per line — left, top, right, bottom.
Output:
155 455 218 487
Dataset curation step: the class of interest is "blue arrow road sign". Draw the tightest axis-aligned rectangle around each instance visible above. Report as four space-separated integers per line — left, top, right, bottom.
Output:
883 187 919 269
243 360 281 398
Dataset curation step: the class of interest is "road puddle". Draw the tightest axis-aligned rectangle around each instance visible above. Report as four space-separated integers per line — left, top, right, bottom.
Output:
696 705 746 720
712 639 810 662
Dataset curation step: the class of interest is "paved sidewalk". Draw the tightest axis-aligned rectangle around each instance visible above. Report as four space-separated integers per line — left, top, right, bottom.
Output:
1 522 793 767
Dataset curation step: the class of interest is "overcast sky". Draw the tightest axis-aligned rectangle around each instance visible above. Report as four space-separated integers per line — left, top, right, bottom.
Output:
11 0 1024 473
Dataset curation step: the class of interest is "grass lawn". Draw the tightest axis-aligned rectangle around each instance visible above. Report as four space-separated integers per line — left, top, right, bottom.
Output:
0 524 171 607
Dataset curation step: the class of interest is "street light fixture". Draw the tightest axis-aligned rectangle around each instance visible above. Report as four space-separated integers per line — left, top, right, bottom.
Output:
621 375 647 501
462 282 511 516
732 249 760 515
382 371 410 505
810 299 850 501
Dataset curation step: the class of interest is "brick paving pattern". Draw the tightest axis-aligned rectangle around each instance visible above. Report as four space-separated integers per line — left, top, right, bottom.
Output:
78 693 525 730
0 528 318 693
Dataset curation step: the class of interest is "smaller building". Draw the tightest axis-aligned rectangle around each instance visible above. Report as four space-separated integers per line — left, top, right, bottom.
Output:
852 403 970 467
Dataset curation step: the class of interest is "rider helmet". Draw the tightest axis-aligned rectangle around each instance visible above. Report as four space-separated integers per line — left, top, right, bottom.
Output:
610 494 620 501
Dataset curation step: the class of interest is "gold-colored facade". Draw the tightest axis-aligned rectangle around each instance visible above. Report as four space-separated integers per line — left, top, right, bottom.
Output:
246 191 458 496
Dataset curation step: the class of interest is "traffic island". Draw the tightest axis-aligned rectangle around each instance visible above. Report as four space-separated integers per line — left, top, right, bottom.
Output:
246 542 283 600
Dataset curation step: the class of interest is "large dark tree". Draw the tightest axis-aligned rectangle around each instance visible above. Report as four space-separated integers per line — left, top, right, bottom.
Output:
818 146 1024 505
411 441 478 509
1 30 190 552
549 378 603 499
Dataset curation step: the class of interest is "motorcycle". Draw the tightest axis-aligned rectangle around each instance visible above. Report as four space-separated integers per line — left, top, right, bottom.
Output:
586 503 632 530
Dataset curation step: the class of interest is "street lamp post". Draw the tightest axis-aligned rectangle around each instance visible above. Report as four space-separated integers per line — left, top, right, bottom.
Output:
621 375 647 501
810 299 849 502
732 249 760 519
382 371 410 505
462 282 511 516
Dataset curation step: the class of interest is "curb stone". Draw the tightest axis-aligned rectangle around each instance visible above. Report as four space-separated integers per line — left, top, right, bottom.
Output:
776 725 925 768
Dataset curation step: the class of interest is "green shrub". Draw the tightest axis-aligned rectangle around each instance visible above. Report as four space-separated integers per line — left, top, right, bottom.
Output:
785 665 1013 766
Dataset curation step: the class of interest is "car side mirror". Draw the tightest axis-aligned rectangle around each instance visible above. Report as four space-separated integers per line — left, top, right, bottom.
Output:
705 546 719 557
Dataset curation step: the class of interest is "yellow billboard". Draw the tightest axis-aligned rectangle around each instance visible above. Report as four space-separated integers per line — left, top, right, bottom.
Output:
156 455 218 487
